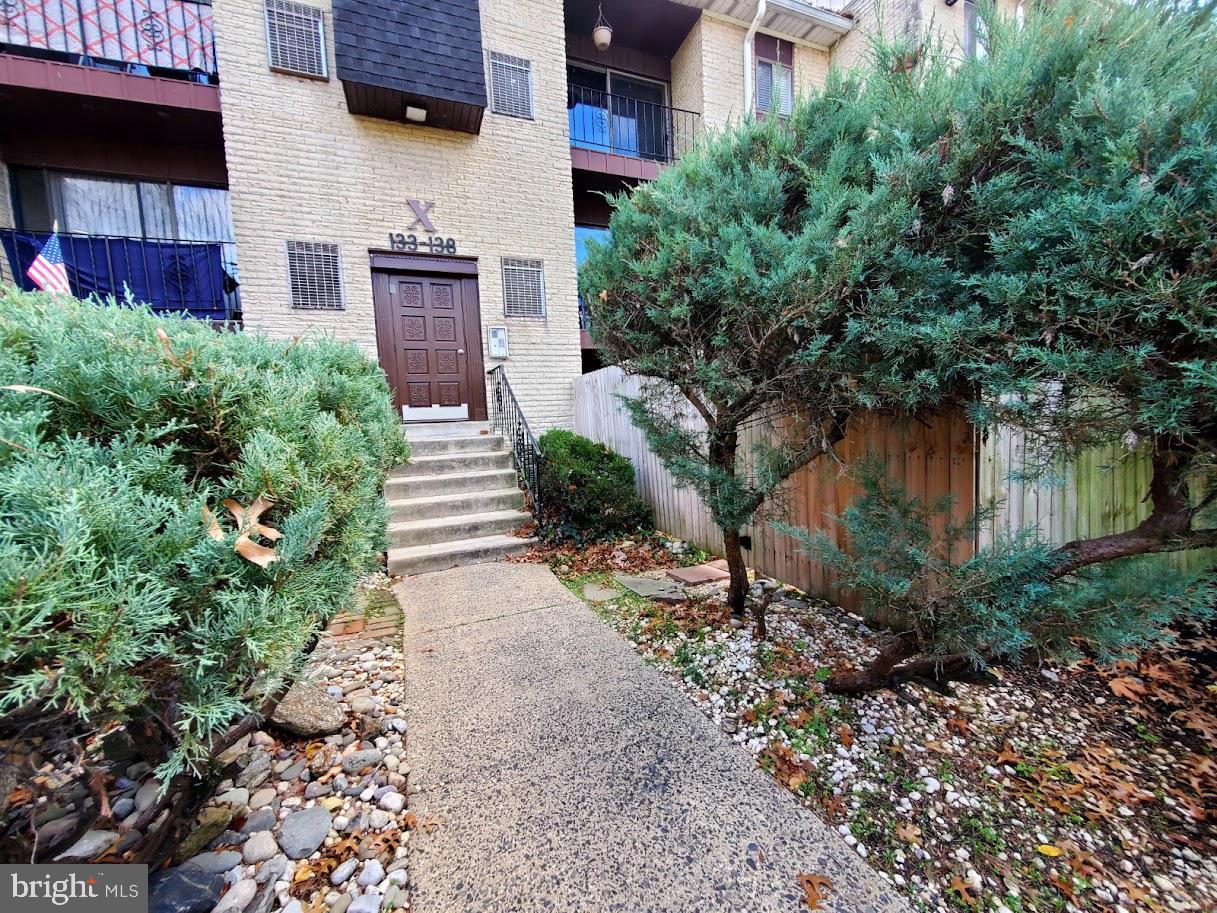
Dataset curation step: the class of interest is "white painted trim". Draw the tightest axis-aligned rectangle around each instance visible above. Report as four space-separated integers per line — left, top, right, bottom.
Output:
404 404 470 422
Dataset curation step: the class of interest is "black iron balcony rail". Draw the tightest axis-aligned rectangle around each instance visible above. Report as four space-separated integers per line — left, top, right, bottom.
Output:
0 0 218 80
1 228 238 322
487 365 543 515
568 84 701 164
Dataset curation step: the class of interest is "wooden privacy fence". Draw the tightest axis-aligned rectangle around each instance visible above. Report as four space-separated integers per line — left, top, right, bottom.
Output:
573 368 1214 611
573 367 976 610
978 427 1214 575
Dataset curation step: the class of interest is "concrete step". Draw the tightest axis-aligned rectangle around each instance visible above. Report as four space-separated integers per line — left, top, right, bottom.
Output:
385 468 520 499
404 421 491 440
388 509 533 547
388 488 525 522
388 534 535 576
408 435 505 457
393 451 513 478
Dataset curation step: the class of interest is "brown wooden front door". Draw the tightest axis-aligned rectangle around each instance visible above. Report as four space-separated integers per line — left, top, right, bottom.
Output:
371 260 486 422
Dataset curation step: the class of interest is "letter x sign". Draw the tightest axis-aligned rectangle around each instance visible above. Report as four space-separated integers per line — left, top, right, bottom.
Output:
406 199 437 233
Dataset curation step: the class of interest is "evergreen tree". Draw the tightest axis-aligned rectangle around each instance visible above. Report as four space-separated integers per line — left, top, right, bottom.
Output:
0 288 407 854
794 0 1217 690
579 56 965 627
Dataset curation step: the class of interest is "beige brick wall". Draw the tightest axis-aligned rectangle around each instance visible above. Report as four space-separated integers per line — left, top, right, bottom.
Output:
211 0 581 429
793 43 831 95
836 0 1025 71
670 16 704 121
834 0 924 72
674 14 831 135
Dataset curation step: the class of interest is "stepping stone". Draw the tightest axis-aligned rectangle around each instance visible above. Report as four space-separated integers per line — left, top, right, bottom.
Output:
581 583 620 603
612 574 686 603
666 562 731 585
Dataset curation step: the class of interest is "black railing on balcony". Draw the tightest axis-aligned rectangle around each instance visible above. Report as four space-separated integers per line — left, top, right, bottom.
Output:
1 228 238 321
578 295 592 332
568 85 700 163
0 0 217 80
487 366 543 515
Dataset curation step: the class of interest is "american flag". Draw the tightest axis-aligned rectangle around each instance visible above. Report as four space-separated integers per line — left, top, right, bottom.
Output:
27 233 71 295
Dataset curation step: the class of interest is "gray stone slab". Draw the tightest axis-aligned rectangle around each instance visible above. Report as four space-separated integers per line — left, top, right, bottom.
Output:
612 574 686 602
396 562 910 913
581 583 620 603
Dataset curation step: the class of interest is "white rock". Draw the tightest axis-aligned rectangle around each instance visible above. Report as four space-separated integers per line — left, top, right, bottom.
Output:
358 860 385 887
212 878 256 913
377 792 405 813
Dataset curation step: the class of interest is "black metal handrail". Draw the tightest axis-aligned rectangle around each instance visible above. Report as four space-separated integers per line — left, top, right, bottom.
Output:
487 366 543 515
568 84 701 163
1 228 238 321
0 0 218 80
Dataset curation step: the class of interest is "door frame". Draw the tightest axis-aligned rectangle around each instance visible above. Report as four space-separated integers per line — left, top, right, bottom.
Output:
368 250 488 422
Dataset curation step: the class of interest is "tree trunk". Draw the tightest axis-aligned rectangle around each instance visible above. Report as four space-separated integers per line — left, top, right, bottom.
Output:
825 632 920 693
708 425 750 618
723 527 749 617
1048 443 1215 578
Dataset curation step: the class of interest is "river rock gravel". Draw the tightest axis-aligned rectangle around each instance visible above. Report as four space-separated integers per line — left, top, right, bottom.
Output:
150 597 409 913
559 561 1217 913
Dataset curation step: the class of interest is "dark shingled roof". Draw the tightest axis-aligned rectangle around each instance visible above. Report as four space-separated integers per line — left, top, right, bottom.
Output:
333 0 488 112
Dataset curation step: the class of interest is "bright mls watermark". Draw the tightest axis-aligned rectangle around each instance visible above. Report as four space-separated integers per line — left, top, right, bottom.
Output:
3 865 147 913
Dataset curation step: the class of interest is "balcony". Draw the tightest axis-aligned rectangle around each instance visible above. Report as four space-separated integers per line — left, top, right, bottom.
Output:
0 0 217 80
1 229 238 322
568 84 700 171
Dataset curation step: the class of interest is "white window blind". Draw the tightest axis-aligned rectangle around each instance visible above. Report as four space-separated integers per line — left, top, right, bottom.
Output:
489 52 534 119
265 0 327 79
502 258 545 318
756 59 792 116
287 241 343 310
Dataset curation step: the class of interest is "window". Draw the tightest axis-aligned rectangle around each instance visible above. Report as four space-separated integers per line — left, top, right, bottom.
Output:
756 58 793 116
489 52 534 119
964 0 989 60
265 0 327 79
502 258 545 318
287 241 343 310
567 64 671 160
575 226 610 330
11 168 234 245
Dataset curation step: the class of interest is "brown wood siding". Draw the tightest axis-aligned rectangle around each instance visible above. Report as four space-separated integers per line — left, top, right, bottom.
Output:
565 32 672 82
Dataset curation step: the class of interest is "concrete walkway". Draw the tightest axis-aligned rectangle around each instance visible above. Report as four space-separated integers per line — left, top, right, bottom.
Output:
397 562 910 913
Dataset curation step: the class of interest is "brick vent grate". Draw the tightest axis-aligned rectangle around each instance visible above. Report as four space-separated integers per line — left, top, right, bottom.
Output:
489 51 533 119
287 240 344 309
265 0 327 78
501 257 545 318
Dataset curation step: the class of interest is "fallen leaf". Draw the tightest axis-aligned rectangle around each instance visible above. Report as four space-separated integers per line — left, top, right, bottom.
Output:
421 815 443 833
206 494 283 567
838 724 855 748
235 536 281 568
1037 844 1063 857
1108 676 1146 702
224 495 283 541
995 742 1022 765
403 812 417 830
821 795 846 822
946 716 970 737
895 822 922 845
949 875 978 909
797 873 833 910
